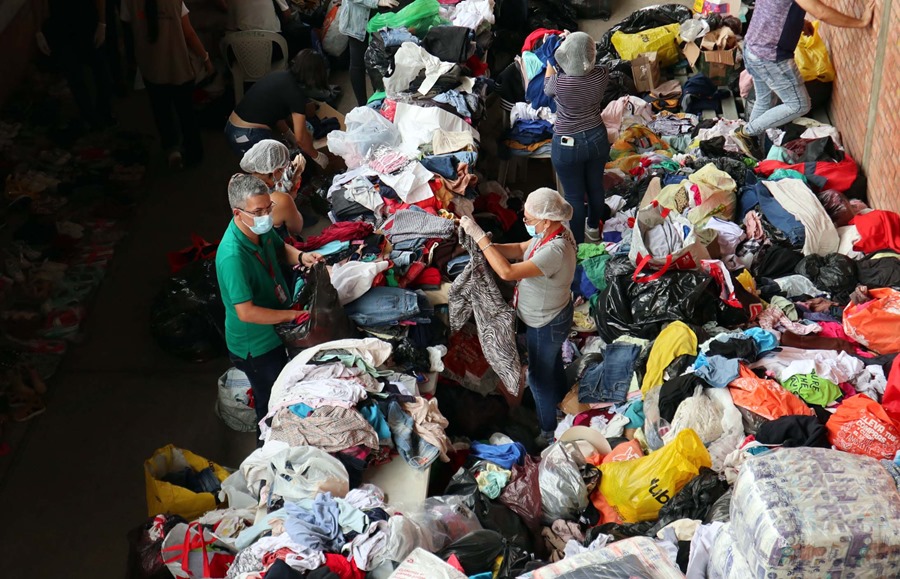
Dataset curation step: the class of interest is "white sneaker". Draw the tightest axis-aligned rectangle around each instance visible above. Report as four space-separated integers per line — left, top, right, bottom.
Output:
585 225 602 243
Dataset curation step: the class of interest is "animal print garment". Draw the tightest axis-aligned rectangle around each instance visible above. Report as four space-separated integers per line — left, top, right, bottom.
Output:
449 227 522 396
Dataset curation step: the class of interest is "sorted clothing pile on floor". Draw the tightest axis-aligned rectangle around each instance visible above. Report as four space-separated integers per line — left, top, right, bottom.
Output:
0 71 148 443
135 2 900 579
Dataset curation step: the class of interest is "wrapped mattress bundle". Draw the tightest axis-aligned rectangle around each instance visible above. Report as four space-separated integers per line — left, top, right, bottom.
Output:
708 523 753 579
730 448 900 578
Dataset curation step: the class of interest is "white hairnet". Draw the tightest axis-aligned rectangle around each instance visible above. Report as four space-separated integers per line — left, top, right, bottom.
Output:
240 140 290 174
525 187 573 222
555 32 597 77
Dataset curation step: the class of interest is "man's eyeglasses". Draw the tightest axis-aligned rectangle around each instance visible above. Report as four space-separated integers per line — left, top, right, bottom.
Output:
523 215 541 225
239 201 277 218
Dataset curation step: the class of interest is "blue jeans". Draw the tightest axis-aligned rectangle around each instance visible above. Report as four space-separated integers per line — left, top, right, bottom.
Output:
386 400 439 469
344 286 420 326
578 342 640 404
526 302 573 433
224 120 274 157
229 345 288 435
551 125 610 244
744 49 811 137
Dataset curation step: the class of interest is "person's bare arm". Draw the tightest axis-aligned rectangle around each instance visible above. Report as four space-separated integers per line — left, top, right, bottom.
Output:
795 0 874 28
272 192 304 236
234 300 297 324
291 112 317 159
476 236 545 282
182 11 214 73
493 241 530 261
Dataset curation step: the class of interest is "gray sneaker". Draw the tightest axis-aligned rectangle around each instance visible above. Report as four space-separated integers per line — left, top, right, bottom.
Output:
585 224 602 243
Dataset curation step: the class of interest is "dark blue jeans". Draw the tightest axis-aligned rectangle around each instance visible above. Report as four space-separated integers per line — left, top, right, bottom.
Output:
578 343 641 403
229 345 288 429
551 125 611 244
526 302 574 433
224 120 275 157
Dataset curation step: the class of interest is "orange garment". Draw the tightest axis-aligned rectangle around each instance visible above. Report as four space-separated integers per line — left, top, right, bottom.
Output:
727 364 814 420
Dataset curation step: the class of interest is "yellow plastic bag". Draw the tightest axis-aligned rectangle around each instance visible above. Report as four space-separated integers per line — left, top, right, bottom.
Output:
794 21 835 83
611 24 682 66
145 444 230 520
598 429 712 522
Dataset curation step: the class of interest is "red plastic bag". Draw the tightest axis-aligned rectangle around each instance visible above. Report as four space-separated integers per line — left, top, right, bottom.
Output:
826 394 900 459
843 287 900 355
167 234 218 274
878 355 900 423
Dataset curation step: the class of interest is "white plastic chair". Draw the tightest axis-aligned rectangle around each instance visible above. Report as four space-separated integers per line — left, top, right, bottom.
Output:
220 30 289 104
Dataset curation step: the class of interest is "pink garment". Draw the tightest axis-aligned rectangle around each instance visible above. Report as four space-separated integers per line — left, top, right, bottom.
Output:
743 211 766 241
838 382 858 399
757 304 821 335
817 321 855 343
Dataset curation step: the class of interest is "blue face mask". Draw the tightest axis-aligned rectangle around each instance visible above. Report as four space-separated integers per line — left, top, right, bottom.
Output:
525 224 538 237
244 213 274 235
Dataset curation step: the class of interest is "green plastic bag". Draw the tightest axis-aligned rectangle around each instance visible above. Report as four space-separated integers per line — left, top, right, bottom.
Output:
367 0 446 36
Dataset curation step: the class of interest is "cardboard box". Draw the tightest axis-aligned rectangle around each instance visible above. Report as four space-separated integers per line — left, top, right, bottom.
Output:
631 52 661 93
683 28 738 85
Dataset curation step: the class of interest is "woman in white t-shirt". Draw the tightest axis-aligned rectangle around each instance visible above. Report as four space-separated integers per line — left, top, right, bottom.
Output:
460 188 577 446
121 0 214 167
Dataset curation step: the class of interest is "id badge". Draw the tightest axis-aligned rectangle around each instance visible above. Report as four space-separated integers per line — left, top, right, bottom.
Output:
275 284 288 304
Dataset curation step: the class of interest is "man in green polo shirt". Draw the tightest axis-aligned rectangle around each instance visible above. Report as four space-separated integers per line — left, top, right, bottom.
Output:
216 174 322 430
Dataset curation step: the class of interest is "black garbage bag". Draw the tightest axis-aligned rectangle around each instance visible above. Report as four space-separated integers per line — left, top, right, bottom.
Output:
703 489 732 524
571 0 611 19
756 245 804 279
499 455 543 532
527 0 578 32
651 467 729 531
440 530 505 575
593 269 718 342
597 4 693 60
794 253 858 303
445 467 531 551
857 256 900 289
586 520 656 542
150 259 226 362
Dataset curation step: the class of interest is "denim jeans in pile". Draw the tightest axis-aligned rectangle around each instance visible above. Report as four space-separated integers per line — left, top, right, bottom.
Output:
577 342 641 404
744 48 811 137
386 400 439 469
526 302 574 433
344 286 420 326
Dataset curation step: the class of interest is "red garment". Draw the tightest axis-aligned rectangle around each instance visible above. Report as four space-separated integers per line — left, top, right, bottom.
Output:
522 28 562 52
412 266 442 287
755 155 858 193
851 210 900 254
573 408 615 427
473 192 517 230
466 55 489 76
382 195 441 215
882 355 900 423
380 99 397 122
323 553 365 579
293 222 374 251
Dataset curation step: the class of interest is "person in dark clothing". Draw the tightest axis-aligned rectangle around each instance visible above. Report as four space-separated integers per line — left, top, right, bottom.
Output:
121 0 214 167
224 49 330 168
35 0 115 128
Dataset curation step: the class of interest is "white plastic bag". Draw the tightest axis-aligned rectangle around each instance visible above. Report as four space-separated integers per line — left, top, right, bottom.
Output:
161 522 235 579
268 446 350 502
215 368 256 432
327 107 401 168
539 441 588 523
331 261 391 305
388 547 467 579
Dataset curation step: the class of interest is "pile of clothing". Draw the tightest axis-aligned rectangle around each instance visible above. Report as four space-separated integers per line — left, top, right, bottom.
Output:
136 2 900 578
0 70 148 435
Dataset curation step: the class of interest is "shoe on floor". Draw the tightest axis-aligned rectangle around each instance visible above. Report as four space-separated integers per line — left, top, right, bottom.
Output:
585 224 602 243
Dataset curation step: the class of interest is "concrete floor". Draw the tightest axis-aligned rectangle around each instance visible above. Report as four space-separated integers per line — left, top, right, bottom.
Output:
0 6 683 576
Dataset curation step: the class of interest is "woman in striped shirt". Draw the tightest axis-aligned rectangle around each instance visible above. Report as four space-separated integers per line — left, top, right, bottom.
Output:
545 32 610 244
